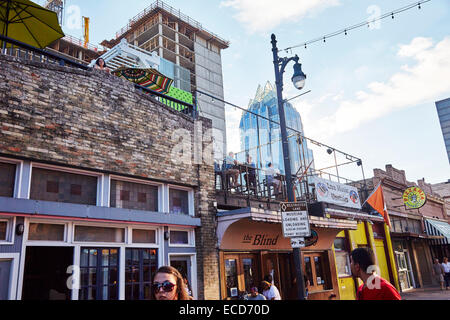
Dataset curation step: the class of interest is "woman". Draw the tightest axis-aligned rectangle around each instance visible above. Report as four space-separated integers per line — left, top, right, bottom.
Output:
151 266 192 300
93 58 110 73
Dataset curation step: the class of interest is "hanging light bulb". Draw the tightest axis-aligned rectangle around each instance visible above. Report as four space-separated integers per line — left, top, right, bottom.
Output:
344 29 347 36
304 43 307 49
418 2 421 9
391 12 394 19
323 37 326 43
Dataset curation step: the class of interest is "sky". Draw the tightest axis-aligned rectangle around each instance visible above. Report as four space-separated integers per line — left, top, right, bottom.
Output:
39 0 450 184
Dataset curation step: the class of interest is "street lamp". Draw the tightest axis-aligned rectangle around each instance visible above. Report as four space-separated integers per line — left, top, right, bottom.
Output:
271 33 307 300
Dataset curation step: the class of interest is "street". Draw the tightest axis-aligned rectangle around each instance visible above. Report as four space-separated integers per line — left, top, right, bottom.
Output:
401 287 450 300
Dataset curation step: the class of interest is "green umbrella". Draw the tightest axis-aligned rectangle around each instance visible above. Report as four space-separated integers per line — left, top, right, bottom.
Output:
0 0 65 49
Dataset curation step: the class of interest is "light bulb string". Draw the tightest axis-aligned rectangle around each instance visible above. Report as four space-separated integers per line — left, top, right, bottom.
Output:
282 0 430 52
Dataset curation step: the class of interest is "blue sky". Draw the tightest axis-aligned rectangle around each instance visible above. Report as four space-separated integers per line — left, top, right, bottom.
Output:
40 0 450 184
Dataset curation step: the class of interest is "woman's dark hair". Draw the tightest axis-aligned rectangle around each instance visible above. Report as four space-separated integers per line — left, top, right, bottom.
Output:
267 162 272 167
95 58 107 68
351 248 375 273
264 274 273 283
151 266 191 300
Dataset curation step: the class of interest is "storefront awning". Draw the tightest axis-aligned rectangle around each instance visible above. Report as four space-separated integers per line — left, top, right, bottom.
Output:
217 207 358 248
425 218 450 244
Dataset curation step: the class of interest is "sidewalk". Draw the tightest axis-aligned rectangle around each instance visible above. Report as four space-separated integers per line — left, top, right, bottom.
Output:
401 287 450 300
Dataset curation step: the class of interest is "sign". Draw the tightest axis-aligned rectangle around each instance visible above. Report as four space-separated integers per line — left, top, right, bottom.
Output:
311 176 362 210
403 187 426 209
290 237 305 248
280 201 311 238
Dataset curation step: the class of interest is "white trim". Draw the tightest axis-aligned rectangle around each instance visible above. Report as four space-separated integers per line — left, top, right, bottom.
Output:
26 163 32 199
130 226 159 246
0 253 20 300
109 174 164 188
109 175 163 212
0 157 22 199
30 162 101 177
72 223 127 245
168 185 194 216
26 219 68 243
168 253 198 300
168 227 195 247
0 216 15 245
119 247 125 300
72 245 80 300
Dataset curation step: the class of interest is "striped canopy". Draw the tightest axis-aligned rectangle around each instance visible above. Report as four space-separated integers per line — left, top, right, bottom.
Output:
113 67 173 94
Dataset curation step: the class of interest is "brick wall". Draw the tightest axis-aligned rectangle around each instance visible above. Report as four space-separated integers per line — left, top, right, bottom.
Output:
0 54 220 299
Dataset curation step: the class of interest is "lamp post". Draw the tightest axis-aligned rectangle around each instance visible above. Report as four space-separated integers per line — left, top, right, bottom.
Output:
271 33 307 300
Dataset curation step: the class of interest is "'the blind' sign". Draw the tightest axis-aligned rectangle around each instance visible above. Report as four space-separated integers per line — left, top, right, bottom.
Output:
280 201 311 238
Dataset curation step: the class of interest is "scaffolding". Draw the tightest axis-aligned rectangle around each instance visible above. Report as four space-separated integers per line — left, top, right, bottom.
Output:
45 0 65 25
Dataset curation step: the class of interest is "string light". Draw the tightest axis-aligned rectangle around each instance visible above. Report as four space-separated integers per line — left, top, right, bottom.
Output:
282 0 432 52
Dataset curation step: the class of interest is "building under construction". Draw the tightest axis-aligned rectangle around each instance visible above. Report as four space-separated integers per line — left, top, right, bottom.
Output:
101 0 230 160
44 0 103 64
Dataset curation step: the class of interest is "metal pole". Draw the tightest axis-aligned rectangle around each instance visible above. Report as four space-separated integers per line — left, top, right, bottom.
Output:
271 33 306 300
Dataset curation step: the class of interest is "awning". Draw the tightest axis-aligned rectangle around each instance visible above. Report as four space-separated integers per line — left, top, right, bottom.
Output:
425 218 450 245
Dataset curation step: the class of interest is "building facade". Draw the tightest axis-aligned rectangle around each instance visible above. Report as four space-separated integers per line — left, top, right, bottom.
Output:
101 0 230 161
0 53 218 300
435 97 450 163
365 165 450 292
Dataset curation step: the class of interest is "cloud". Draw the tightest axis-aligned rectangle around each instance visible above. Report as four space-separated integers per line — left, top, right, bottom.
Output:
309 36 450 138
220 0 340 33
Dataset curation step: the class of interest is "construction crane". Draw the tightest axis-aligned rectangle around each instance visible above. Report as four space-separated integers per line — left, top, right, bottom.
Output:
82 16 90 49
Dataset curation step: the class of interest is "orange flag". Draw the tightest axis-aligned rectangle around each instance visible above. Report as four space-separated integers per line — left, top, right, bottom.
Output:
365 183 391 227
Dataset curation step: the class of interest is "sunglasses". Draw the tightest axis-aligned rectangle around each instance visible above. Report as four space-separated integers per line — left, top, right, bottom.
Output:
152 281 176 294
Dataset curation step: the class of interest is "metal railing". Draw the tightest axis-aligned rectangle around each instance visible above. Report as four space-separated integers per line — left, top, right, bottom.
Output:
1 34 89 69
0 34 197 119
215 160 292 201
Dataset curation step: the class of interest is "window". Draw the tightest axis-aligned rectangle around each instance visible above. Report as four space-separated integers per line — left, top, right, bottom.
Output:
169 230 189 245
110 180 158 212
225 259 238 298
304 252 332 292
0 162 16 197
28 223 65 241
125 248 158 300
30 168 97 205
132 229 156 244
74 226 125 243
0 221 7 240
169 189 189 215
334 238 351 277
79 248 119 300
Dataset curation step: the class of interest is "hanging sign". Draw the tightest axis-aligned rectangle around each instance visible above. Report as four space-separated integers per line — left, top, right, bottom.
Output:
280 201 311 238
403 187 426 209
310 176 361 209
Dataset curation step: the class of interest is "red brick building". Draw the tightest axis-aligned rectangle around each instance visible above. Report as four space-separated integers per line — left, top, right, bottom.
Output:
366 165 450 291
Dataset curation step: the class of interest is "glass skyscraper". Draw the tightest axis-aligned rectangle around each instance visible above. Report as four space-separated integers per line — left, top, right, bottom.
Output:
238 82 314 176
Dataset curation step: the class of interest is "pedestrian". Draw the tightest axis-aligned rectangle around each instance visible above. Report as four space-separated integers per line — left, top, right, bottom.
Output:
151 266 192 300
246 287 266 300
350 247 401 300
442 257 450 290
93 58 110 74
261 274 281 300
432 258 445 290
